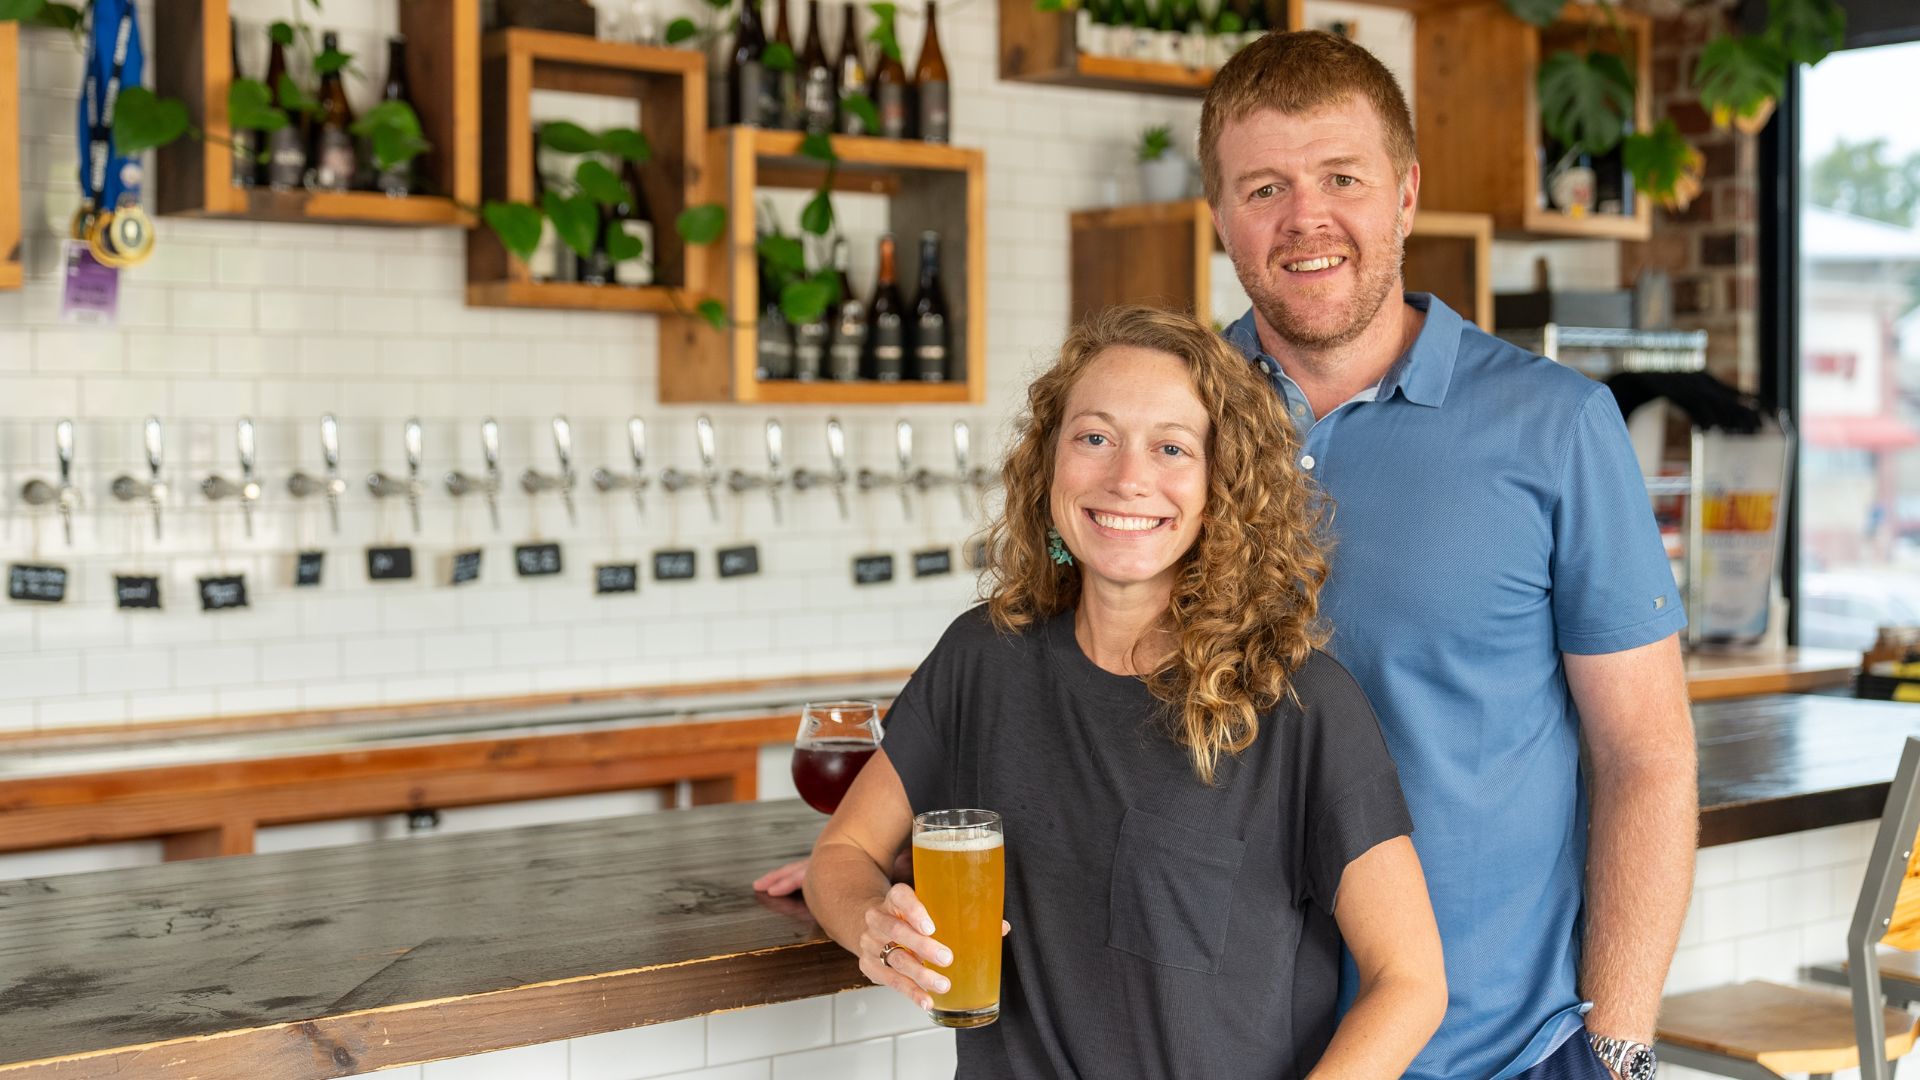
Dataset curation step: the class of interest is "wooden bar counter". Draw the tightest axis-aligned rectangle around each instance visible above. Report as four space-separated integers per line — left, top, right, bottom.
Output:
3 693 1913 1079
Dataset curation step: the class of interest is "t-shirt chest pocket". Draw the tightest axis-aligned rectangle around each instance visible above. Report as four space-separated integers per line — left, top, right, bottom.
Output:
1106 806 1248 974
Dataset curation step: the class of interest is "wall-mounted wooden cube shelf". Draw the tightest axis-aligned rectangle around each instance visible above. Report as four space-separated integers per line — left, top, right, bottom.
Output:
465 29 707 313
1069 198 1493 331
1416 1 1651 240
155 0 479 227
1 23 21 291
659 127 985 406
997 0 1302 97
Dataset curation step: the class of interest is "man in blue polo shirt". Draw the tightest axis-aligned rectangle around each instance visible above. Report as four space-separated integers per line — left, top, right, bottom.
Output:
1201 30 1697 1080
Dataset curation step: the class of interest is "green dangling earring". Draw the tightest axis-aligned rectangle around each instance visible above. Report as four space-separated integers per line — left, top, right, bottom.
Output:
1047 526 1074 567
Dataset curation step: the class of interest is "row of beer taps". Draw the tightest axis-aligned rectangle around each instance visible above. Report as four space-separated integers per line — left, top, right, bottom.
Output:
15 415 997 545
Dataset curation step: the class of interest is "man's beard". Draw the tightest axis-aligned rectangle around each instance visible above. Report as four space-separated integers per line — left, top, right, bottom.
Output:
1232 213 1405 353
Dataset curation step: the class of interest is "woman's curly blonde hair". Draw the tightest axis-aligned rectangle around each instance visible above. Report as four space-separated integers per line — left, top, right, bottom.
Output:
983 304 1330 786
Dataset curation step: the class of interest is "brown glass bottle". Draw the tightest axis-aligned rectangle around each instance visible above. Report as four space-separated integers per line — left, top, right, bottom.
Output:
262 32 305 190
373 36 414 195
309 31 357 191
913 1 950 143
731 0 776 127
229 19 257 188
834 2 870 135
866 233 906 380
772 0 803 129
912 230 950 381
871 27 911 138
798 0 836 135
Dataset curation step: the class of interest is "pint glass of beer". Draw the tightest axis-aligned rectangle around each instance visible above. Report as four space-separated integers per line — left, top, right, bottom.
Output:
911 809 1004 1028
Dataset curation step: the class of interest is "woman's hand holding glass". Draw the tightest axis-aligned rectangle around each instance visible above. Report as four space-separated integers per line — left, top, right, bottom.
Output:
859 882 954 1011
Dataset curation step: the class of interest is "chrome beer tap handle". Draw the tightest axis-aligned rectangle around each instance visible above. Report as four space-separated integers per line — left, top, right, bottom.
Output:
791 417 851 521
368 417 426 534
856 419 916 521
288 413 348 535
952 420 976 516
445 417 504 532
112 416 168 539
202 418 260 538
519 416 577 526
22 419 79 545
590 417 650 521
726 419 787 524
696 414 719 524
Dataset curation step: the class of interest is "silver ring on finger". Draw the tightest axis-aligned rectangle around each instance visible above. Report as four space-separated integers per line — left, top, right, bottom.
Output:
880 941 903 968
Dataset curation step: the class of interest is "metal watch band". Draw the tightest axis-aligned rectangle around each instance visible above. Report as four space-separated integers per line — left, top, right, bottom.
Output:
1587 1033 1657 1080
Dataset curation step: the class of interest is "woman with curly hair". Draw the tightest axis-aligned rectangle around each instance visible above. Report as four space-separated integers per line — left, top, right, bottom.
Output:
804 304 1447 1078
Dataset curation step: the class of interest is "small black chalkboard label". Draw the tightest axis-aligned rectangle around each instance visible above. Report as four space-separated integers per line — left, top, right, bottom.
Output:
653 549 697 582
450 549 483 586
595 563 639 594
965 539 989 571
198 574 249 612
115 574 162 610
515 543 563 577
367 546 414 581
8 564 67 603
853 554 895 586
718 544 761 579
295 550 325 587
913 547 954 578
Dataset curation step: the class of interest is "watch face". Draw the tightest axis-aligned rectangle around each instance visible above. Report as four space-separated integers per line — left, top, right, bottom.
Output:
1627 1048 1657 1080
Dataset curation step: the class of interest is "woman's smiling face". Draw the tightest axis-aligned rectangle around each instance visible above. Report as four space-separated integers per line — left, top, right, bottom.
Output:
1049 345 1212 600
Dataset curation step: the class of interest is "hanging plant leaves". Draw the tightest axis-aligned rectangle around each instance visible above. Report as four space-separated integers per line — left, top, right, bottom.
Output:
545 191 600 260
112 87 192 154
758 234 806 277
352 100 422 139
575 158 629 206
696 299 728 330
665 17 700 43
1622 119 1703 212
38 2 81 29
800 190 835 235
841 93 880 135
781 275 835 324
1501 0 1566 28
227 78 288 132
1694 33 1783 130
0 0 80 29
764 42 797 72
800 131 836 164
605 219 645 262
0 1 47 20
1768 0 1844 66
277 72 320 117
483 200 544 263
540 121 601 155
313 45 352 76
371 125 431 170
600 128 651 164
676 204 727 245
869 2 903 63
1536 49 1634 156
270 20 296 46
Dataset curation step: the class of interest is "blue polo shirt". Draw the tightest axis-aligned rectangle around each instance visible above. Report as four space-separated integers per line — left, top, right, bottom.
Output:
1225 294 1686 1080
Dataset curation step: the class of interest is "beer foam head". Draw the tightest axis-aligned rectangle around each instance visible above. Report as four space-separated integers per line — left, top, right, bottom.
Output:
914 827 1004 852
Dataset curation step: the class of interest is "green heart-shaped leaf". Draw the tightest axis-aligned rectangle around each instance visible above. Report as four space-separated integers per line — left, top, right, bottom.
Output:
605 220 645 263
1537 49 1634 156
277 72 320 116
540 121 601 154
0 0 48 21
781 277 834 324
758 234 806 277
575 158 629 206
600 128 652 164
665 17 699 43
696 299 728 330
676 204 728 245
112 87 192 154
351 100 423 139
544 191 600 261
800 190 835 236
313 46 352 76
35 2 82 29
228 78 288 132
868 2 903 62
1693 32 1784 120
841 93 879 135
483 200 545 264
372 126 430 170
764 42 797 72
800 131 836 164
270 20 295 45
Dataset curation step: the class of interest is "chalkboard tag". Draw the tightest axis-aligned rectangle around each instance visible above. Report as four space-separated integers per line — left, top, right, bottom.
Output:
965 539 989 571
198 574 249 612
8 564 68 604
653 549 697 582
595 563 639 594
450 549 483 586
913 547 954 578
367 546 415 581
853 554 895 586
515 543 563 578
718 544 761 579
115 574 162 610
295 550 325 587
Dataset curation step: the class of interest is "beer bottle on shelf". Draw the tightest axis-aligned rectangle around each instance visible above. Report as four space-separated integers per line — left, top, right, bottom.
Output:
229 19 257 189
912 231 950 382
731 0 774 127
580 193 615 286
828 238 867 381
914 0 950 143
309 31 357 192
866 233 906 380
373 36 415 196
871 25 911 138
799 0 837 135
262 30 306 190
772 0 804 130
835 3 871 135
793 287 829 382
757 257 797 379
529 128 566 283
613 159 656 287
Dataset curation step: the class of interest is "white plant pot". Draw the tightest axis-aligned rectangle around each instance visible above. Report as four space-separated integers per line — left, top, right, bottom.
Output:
1138 156 1191 203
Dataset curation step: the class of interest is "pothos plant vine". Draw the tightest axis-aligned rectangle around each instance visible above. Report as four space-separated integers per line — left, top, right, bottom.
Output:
1 0 904 333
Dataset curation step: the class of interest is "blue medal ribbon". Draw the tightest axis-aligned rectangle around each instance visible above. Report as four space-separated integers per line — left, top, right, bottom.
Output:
75 0 144 214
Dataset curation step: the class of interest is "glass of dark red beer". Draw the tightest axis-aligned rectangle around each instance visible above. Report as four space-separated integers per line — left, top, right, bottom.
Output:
791 700 883 814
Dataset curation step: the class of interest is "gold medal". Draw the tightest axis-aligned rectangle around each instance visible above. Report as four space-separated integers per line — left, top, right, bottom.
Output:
106 204 155 266
85 211 135 269
69 202 98 242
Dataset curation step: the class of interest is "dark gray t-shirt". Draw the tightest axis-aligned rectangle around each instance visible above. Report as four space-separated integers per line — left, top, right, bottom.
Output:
883 605 1413 1080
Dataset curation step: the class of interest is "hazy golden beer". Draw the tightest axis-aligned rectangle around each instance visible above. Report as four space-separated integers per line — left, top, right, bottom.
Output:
912 809 1004 1028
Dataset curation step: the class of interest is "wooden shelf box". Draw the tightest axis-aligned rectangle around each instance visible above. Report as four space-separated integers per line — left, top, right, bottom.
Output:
997 0 1303 98
155 0 480 226
659 127 986 406
1 23 20 291
1415 1 1651 240
465 29 707 313
1069 198 1492 331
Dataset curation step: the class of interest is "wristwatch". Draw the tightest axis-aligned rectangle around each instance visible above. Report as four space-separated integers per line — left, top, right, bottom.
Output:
1587 1033 1657 1080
